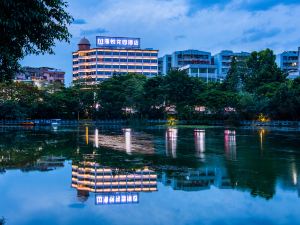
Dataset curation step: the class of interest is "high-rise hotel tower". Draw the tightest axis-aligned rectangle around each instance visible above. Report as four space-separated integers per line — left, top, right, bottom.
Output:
72 36 159 85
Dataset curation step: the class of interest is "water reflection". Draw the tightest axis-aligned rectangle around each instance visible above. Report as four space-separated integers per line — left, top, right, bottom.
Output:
71 154 158 203
123 128 132 155
224 130 236 160
194 129 205 159
165 128 177 158
159 168 231 191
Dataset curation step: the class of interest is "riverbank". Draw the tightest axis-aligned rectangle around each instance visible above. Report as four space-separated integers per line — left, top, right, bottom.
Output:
1 119 300 127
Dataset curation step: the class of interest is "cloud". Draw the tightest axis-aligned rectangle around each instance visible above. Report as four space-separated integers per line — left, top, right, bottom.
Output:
174 35 186 40
240 27 282 43
22 0 300 86
73 18 87 25
80 28 108 36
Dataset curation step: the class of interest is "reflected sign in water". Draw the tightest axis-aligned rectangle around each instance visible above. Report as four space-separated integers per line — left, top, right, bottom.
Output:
95 193 139 205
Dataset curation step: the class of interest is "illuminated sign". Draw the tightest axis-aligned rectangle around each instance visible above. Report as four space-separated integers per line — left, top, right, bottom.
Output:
96 36 140 49
95 193 139 205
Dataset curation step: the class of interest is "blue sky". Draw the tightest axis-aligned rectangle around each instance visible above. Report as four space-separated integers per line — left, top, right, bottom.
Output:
22 0 300 85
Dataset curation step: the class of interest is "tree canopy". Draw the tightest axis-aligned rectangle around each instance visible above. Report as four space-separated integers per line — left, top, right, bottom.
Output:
0 0 73 82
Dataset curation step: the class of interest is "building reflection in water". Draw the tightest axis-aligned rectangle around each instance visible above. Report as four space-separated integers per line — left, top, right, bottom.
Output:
94 129 99 148
123 128 132 155
194 129 205 159
86 128 154 154
224 130 236 160
165 128 177 158
71 155 158 203
159 168 232 191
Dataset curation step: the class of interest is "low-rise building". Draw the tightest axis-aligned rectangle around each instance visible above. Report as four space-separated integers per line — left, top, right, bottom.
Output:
160 50 217 81
277 50 299 79
15 66 65 88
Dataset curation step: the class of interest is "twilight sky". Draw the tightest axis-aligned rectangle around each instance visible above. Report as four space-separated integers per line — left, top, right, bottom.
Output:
21 0 300 85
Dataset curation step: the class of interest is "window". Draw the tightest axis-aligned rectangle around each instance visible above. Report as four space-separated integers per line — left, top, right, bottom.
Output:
151 53 158 57
143 53 150 56
120 52 127 56
128 52 135 56
191 68 198 73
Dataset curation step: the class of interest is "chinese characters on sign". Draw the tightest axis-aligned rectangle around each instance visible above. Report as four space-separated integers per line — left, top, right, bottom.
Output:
96 36 140 49
95 193 139 205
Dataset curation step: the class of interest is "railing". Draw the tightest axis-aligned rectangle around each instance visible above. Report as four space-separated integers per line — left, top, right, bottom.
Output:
0 119 299 127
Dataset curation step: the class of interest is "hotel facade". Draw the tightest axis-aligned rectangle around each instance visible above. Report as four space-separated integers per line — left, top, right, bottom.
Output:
72 36 159 85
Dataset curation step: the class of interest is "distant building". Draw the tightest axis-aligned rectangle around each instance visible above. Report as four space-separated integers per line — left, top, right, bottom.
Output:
15 66 65 88
214 50 250 81
160 50 217 81
277 50 299 79
72 36 159 85
158 54 172 75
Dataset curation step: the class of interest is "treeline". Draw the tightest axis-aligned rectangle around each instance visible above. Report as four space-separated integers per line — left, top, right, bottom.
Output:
0 49 300 121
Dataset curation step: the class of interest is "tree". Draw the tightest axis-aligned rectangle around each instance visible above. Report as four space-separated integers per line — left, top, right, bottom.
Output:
97 74 146 119
223 57 248 92
142 76 166 118
0 0 73 82
164 70 205 112
243 49 286 92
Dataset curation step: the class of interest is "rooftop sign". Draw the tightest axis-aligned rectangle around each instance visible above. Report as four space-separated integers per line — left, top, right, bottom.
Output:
96 36 140 49
95 192 139 205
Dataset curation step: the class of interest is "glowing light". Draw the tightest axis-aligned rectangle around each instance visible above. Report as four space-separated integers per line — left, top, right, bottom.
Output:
85 126 89 145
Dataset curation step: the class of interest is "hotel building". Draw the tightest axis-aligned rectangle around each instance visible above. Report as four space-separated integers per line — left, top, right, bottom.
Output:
214 50 250 81
277 50 299 79
72 36 159 85
71 160 158 193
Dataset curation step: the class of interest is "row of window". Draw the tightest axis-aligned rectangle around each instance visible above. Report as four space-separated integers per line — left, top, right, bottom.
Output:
74 72 158 76
73 65 158 70
73 58 158 64
73 51 158 58
190 68 216 73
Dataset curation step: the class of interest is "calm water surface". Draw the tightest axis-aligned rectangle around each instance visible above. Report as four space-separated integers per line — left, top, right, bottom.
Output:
0 125 300 225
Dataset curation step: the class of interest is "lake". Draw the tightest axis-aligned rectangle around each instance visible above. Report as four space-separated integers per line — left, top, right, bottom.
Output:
0 125 300 225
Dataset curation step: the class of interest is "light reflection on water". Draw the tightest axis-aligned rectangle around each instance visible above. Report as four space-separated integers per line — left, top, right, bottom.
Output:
0 125 300 225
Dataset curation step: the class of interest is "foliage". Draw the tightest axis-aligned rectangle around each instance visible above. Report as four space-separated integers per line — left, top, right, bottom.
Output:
0 49 300 121
0 0 73 82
